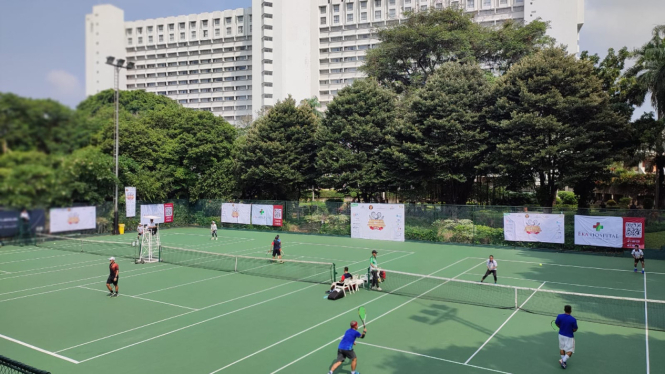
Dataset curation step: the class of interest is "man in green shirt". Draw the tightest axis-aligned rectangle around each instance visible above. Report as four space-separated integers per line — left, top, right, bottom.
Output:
369 250 381 291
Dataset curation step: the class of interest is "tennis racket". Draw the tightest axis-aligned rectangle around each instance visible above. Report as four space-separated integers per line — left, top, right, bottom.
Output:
551 320 558 331
358 306 367 328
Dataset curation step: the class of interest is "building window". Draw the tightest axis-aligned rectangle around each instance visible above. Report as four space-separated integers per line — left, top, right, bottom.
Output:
374 0 381 7
333 4 339 12
138 36 143 44
467 0 475 9
226 27 232 35
483 0 491 8
436 2 443 9
333 15 340 24
361 12 368 21
202 20 208 27
147 26 153 34
191 31 196 38
137 27 142 34
126 28 132 35
389 0 395 5
158 25 164 32
420 5 427 11
169 34 174 42
159 35 164 42
361 1 368 9
215 28 220 36
203 30 208 37
169 23 174 31
237 16 244 22
238 25 243 34
225 17 232 24
389 9 396 18
128 37 132 45
320 6 326 14
214 18 220 26
375 10 381 20
405 6 412 12
321 17 326 25
179 22 185 29
347 3 354 11
347 13 354 22
190 21 196 28
499 0 509 5
180 32 185 39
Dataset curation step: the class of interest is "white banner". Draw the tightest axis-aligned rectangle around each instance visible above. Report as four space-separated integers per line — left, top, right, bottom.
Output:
251 204 274 226
49 206 96 233
503 213 565 244
221 203 252 224
574 215 623 247
125 187 136 217
351 203 405 242
140 204 165 225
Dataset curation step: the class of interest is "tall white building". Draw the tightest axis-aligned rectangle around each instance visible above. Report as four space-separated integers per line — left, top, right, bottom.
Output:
86 0 584 124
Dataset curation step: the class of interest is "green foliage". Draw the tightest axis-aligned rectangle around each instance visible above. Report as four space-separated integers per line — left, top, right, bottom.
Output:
644 197 655 210
618 197 633 208
405 226 438 242
317 79 396 202
238 96 320 200
626 25 665 119
606 199 617 207
557 191 579 206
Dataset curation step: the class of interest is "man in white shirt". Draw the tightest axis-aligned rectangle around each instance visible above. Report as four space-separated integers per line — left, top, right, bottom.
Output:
480 255 498 284
133 223 144 247
631 245 645 274
211 221 218 241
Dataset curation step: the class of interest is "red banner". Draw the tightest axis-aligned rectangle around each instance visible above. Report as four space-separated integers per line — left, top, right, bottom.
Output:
164 203 174 223
273 205 283 227
622 217 645 249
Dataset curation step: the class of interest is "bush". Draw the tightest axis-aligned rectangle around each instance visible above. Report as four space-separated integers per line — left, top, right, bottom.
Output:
432 219 473 243
606 199 617 207
643 197 654 210
405 226 438 242
618 197 632 208
473 225 504 245
319 189 345 199
558 191 578 206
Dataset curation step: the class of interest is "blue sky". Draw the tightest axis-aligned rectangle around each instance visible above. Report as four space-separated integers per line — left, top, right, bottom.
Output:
0 0 663 117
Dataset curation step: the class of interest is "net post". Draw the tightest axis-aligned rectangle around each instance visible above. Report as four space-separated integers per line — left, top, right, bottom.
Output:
514 287 518 309
332 263 337 283
235 256 238 272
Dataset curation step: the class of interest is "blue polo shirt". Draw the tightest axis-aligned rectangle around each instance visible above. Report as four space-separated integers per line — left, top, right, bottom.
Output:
338 328 362 350
555 313 578 338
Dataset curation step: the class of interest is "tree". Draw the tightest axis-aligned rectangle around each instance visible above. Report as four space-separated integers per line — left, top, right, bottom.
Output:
490 48 631 207
237 97 319 200
0 151 68 208
361 8 550 92
317 79 396 202
386 63 493 204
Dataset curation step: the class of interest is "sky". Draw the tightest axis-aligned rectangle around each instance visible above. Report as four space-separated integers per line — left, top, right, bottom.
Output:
0 0 663 116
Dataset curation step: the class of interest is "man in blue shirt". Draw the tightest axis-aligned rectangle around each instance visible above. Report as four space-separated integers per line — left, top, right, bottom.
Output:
555 305 578 369
328 321 367 374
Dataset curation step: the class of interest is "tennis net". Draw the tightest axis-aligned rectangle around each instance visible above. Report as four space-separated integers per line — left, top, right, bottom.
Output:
369 268 665 331
36 234 139 260
159 245 336 284
0 355 50 374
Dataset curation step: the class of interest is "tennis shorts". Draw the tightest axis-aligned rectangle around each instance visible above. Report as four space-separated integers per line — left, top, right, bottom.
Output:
558 335 575 353
634 256 645 263
336 349 356 362
106 275 118 286
272 249 281 257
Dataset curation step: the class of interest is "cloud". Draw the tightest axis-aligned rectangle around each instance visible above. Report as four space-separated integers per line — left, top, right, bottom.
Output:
46 69 82 96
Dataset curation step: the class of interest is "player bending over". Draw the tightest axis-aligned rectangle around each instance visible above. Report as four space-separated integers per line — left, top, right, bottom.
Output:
329 321 366 374
106 257 119 297
632 245 645 274
211 221 218 241
480 255 498 284
555 305 578 369
270 235 283 263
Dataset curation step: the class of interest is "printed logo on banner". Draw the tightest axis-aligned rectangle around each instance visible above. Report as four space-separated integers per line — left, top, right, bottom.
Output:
594 222 604 231
368 211 385 231
524 218 541 235
232 204 239 218
67 209 80 225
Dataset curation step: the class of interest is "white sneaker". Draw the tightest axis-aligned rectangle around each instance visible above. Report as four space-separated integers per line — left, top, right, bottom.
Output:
376 287 382 291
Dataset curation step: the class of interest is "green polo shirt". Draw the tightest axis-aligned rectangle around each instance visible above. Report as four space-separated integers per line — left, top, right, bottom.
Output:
369 255 378 270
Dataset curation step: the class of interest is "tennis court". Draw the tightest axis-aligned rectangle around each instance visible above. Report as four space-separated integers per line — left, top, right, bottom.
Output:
1 227 664 374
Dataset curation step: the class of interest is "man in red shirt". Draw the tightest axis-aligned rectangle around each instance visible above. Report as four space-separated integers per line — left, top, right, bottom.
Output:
106 257 119 297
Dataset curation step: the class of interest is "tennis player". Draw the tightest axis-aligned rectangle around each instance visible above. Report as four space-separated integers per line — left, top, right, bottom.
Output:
632 244 645 274
106 257 119 297
134 223 144 246
480 255 498 284
328 321 367 374
270 235 283 263
555 305 578 369
328 266 355 293
369 250 381 291
211 221 218 241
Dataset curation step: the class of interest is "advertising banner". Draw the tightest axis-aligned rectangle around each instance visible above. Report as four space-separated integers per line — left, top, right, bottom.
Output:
272 205 283 227
0 209 46 237
140 204 165 225
251 204 274 226
503 213 565 244
164 203 174 223
351 203 405 242
623 217 645 249
221 203 252 224
49 206 96 233
574 215 623 248
125 187 136 217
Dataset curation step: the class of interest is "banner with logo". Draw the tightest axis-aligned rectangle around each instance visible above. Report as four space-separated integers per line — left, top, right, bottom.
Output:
272 205 283 227
164 203 174 223
503 213 565 244
49 206 96 233
574 215 623 247
221 203 252 224
0 209 46 237
351 203 405 242
125 187 136 217
623 217 645 249
140 204 165 225
251 204 275 226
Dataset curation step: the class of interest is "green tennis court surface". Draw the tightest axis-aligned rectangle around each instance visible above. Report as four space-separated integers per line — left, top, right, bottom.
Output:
1 227 664 374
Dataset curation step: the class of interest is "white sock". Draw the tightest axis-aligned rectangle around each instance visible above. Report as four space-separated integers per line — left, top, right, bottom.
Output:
562 355 569 363
561 355 565 360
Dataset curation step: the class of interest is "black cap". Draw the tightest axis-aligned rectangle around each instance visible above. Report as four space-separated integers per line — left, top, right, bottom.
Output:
372 250 378 254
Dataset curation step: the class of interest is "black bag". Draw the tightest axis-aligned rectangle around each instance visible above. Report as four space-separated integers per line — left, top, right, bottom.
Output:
327 289 345 300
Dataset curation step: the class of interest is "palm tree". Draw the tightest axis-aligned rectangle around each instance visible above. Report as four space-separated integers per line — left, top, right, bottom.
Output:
627 25 665 207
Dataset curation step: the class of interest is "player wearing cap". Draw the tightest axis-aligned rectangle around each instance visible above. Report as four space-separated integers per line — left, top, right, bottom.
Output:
106 257 119 297
631 244 645 274
328 321 367 374
555 305 578 369
211 221 218 241
369 250 381 291
480 255 498 284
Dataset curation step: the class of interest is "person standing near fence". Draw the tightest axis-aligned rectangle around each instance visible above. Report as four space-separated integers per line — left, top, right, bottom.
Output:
369 250 381 291
18 208 30 245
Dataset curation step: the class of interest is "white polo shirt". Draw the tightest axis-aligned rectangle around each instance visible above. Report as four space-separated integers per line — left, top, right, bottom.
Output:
631 249 644 258
486 259 497 270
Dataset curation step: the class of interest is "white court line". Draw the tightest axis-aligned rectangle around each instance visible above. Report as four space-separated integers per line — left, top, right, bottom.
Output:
266 259 482 374
469 257 665 275
170 233 254 240
464 282 546 364
357 342 513 374
0 252 81 265
644 273 650 374
0 270 10 274
0 259 102 275
66 252 413 358
0 262 107 281
77 286 198 311
290 241 413 254
0 248 49 256
0 333 80 364
467 273 643 294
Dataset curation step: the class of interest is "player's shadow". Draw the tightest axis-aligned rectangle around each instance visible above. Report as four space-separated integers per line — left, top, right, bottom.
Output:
408 301 497 335
328 359 354 374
